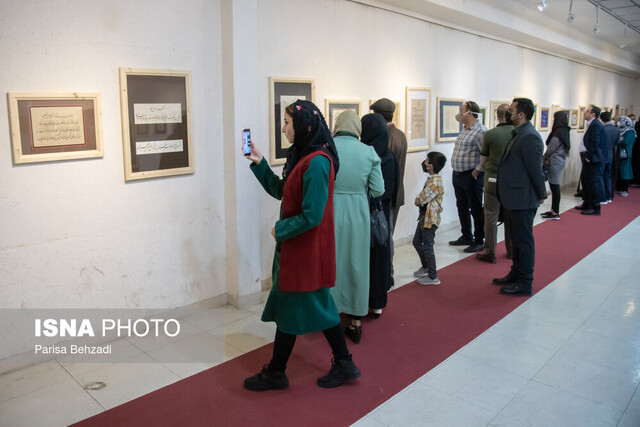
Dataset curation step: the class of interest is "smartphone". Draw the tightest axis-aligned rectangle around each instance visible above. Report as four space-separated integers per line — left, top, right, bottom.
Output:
242 128 251 156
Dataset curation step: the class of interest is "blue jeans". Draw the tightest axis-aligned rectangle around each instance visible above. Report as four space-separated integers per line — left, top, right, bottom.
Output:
413 223 438 279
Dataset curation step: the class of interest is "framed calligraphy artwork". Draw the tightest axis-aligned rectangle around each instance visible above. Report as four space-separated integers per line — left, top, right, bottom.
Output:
119 68 194 181
325 99 360 134
569 108 578 129
405 87 431 151
436 97 464 142
537 106 550 132
577 105 587 133
7 92 103 164
269 77 315 165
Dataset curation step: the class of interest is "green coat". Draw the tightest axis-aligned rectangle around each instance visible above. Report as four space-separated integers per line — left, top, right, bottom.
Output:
251 157 340 335
619 131 635 180
330 135 384 316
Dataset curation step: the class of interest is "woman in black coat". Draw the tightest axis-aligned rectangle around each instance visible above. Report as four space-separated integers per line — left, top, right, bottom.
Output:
361 113 399 315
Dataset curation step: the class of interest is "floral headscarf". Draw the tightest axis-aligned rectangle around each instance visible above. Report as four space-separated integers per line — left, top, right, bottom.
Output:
619 116 637 138
282 100 340 180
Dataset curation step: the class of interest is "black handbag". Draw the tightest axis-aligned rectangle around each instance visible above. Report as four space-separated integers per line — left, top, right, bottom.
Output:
369 194 389 247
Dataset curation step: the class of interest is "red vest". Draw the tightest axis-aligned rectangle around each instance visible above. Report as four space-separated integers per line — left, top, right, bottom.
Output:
278 152 336 292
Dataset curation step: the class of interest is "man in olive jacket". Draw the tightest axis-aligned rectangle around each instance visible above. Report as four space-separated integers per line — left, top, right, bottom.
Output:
494 98 546 296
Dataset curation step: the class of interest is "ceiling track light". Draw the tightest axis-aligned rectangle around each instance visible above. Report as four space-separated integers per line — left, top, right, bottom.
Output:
593 4 600 34
620 24 628 48
537 0 548 12
566 0 575 23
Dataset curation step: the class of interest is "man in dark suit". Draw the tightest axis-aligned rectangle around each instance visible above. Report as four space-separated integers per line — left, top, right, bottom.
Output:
493 98 546 296
576 105 606 215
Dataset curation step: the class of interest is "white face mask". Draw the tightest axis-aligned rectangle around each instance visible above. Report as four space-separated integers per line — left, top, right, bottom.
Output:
455 111 473 122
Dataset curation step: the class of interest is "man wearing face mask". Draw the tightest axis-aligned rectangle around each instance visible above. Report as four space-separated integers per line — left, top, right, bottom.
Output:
494 98 546 296
476 104 514 264
449 101 487 253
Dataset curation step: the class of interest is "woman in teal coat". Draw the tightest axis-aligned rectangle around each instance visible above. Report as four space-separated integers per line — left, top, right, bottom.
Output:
331 110 384 344
243 100 360 392
618 116 635 197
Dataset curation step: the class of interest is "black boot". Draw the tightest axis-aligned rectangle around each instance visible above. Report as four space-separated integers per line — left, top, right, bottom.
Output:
244 364 289 391
317 356 361 388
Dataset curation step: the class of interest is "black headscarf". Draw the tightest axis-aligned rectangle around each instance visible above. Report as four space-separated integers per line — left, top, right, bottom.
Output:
282 99 339 180
546 111 571 151
361 113 389 158
361 113 398 204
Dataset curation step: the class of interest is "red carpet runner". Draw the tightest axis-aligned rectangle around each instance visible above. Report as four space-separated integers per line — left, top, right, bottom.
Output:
75 190 640 427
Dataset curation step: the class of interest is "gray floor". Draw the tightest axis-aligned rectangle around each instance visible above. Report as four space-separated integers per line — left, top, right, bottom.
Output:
1 188 639 426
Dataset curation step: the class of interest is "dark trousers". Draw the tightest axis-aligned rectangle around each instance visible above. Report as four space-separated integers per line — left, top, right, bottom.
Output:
452 170 484 244
602 162 612 202
550 183 561 213
413 223 438 279
582 161 604 211
269 325 349 372
507 208 537 285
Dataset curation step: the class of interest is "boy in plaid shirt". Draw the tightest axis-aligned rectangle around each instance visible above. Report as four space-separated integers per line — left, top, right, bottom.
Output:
413 151 447 285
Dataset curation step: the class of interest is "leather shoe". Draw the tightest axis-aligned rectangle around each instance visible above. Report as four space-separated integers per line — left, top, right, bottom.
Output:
493 273 518 285
449 236 473 246
463 243 484 253
581 209 600 216
500 282 532 296
574 204 587 210
476 252 496 264
345 325 362 344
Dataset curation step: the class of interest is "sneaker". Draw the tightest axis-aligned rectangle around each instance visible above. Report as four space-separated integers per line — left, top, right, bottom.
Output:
540 211 552 217
600 200 609 205
417 276 441 285
607 199 613 203
244 364 289 391
449 236 473 246
621 191 629 197
317 356 361 388
543 213 560 220
413 266 429 277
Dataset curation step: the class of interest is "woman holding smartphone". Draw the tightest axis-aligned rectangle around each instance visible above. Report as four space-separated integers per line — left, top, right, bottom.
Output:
242 99 360 391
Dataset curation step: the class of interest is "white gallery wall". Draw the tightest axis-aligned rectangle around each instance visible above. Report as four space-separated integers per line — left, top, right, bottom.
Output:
0 0 638 327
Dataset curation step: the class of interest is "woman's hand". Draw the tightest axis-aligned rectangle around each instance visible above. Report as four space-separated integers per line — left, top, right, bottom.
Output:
271 226 276 241
243 140 264 164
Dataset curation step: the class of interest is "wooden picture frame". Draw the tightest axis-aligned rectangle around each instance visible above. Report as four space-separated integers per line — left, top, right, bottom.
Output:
7 92 103 164
405 87 431 151
325 99 360 134
577 105 587 133
569 109 578 129
436 97 464 142
119 68 194 181
269 77 315 165
537 107 550 132
489 100 510 129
